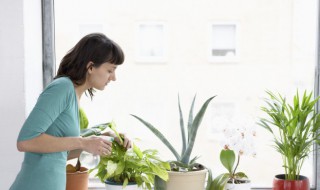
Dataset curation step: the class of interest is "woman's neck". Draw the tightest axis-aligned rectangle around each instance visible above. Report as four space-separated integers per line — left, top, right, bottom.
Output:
74 84 88 105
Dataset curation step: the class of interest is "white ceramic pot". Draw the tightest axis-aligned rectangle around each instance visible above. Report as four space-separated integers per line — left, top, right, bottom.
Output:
165 169 207 190
105 181 141 190
225 182 251 190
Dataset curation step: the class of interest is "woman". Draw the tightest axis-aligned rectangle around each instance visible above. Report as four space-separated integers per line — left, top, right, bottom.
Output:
10 33 131 190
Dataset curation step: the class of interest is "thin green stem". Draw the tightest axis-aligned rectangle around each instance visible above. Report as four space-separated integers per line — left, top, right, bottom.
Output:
232 154 240 178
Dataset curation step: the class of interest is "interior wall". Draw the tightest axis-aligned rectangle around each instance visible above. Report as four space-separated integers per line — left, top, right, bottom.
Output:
0 0 42 189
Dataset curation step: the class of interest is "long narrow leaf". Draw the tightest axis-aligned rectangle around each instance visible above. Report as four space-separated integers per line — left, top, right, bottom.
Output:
131 114 181 161
188 95 197 142
181 96 216 163
178 95 187 157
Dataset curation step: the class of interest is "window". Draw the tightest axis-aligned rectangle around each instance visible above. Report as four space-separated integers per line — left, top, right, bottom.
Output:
209 23 238 62
53 0 319 189
135 22 167 62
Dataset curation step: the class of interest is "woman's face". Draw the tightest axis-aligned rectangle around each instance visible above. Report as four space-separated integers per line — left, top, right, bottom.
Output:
87 62 117 90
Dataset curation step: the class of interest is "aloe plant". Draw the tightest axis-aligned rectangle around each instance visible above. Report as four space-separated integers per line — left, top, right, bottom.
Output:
259 90 320 180
131 95 216 170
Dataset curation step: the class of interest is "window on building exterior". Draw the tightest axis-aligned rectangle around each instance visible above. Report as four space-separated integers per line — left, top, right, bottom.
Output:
136 22 166 62
210 24 237 62
54 0 319 189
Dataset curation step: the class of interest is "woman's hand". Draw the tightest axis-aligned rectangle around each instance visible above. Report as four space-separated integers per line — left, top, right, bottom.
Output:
82 136 112 156
102 131 132 149
116 133 132 149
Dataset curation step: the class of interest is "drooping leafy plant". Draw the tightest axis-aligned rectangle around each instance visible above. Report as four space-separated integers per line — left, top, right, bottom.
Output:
67 108 110 172
131 95 216 171
259 90 320 180
94 121 170 190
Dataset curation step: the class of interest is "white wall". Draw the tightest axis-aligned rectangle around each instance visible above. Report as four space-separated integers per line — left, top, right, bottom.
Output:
0 0 42 189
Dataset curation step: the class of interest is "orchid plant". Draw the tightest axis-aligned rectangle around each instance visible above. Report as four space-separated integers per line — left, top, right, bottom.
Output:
210 117 256 190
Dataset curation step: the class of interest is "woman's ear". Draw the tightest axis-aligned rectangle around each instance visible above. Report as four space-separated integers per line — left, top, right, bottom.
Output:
86 62 94 73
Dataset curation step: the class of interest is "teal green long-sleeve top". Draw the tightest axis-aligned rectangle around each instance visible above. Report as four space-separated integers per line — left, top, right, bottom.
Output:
10 77 80 190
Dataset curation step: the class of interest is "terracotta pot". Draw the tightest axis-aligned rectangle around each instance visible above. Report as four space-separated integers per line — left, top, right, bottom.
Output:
225 182 251 190
273 174 309 190
105 180 140 190
66 167 89 190
165 169 207 190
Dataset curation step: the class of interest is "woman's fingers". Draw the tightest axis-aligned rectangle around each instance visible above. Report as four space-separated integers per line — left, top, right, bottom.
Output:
121 134 132 149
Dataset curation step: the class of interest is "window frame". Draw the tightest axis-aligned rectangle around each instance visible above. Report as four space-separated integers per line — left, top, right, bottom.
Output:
135 21 168 63
44 1 319 189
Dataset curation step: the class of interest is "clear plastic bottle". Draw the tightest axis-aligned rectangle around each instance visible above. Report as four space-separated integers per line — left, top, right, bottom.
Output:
79 136 114 169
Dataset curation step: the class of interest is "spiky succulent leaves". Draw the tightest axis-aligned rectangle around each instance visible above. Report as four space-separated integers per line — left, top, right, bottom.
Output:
188 95 197 143
181 96 216 164
210 173 230 190
220 150 235 174
79 108 89 130
130 114 181 161
178 95 187 157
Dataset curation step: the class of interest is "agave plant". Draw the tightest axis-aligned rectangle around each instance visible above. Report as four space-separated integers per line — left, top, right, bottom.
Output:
259 90 320 180
131 95 216 171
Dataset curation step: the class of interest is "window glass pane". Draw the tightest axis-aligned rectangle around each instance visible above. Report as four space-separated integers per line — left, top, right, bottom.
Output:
54 0 318 188
211 25 236 57
137 24 165 58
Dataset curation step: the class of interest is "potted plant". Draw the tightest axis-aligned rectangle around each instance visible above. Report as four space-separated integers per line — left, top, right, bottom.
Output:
66 108 110 190
94 121 170 190
259 90 320 190
210 120 256 190
131 95 215 190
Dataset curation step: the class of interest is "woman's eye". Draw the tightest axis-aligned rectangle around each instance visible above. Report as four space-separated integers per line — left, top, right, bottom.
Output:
108 70 113 74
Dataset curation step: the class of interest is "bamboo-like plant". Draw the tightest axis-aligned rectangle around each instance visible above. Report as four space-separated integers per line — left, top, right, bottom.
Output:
259 90 320 180
131 95 216 171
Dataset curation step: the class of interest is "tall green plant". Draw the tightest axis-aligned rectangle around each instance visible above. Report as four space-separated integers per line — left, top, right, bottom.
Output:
259 90 320 180
131 95 216 170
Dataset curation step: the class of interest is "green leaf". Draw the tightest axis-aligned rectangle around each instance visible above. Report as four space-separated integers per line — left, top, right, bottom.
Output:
133 143 143 159
220 149 235 174
79 108 89 130
181 96 216 164
131 114 181 161
114 160 125 175
108 121 123 145
206 168 213 190
105 160 117 179
211 173 229 190
178 95 187 158
123 178 128 188
234 172 248 179
154 175 167 190
150 162 169 181
188 95 197 142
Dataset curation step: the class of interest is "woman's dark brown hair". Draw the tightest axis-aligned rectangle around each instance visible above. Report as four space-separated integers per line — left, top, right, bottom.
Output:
55 33 124 98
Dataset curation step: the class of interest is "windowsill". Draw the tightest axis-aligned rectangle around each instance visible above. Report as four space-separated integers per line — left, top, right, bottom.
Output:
88 177 284 190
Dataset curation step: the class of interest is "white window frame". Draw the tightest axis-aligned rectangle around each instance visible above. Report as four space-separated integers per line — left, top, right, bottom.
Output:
135 21 167 63
208 22 240 63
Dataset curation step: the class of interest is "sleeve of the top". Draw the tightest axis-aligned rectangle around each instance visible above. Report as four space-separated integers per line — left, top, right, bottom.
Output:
17 78 73 141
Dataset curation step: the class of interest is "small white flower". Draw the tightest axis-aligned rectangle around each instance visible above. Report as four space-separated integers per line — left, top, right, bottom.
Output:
220 116 257 158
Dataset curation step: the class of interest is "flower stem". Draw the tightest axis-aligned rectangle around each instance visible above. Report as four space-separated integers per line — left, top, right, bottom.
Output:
232 154 240 179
